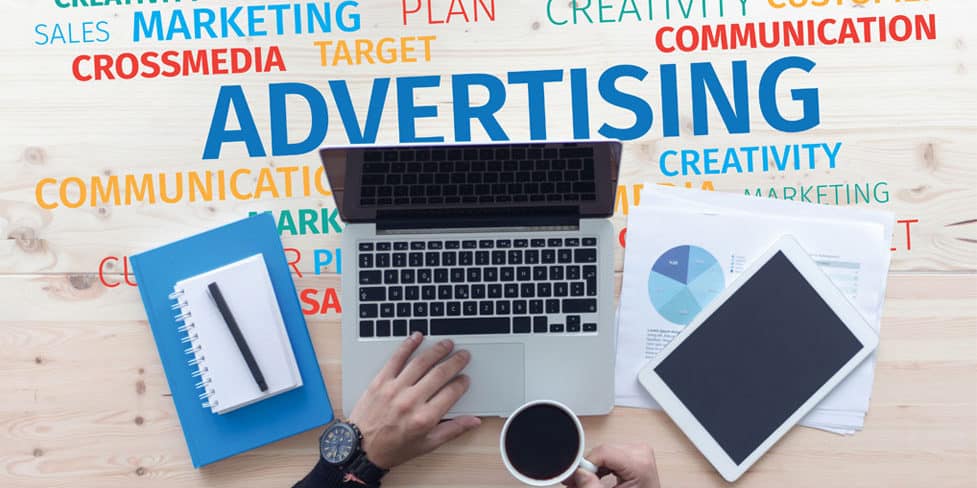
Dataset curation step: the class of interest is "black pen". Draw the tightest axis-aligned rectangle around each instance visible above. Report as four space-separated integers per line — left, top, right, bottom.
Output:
207 282 268 392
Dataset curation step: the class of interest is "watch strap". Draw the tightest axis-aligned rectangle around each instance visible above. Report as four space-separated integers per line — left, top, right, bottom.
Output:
344 451 388 485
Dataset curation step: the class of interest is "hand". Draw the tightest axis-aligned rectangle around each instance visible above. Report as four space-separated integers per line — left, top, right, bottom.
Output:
348 332 481 469
565 443 661 488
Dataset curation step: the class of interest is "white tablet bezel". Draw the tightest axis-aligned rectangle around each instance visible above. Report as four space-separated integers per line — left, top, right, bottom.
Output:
637 235 879 482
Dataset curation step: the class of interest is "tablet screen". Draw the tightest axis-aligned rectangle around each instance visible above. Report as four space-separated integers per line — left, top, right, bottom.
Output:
654 251 865 465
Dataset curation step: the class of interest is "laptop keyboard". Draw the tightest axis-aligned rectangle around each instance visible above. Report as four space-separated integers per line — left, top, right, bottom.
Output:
359 145 597 207
357 237 600 338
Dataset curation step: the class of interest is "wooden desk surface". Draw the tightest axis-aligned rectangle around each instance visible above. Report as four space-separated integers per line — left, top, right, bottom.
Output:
1 273 975 487
1 0 975 486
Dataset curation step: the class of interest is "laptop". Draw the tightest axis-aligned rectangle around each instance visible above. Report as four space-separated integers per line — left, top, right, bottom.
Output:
320 141 621 417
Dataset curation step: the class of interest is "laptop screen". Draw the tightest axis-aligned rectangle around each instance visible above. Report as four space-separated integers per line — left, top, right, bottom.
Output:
320 141 621 224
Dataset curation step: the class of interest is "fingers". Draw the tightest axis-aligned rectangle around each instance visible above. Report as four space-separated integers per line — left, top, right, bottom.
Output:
397 338 455 386
586 444 634 481
377 332 424 380
565 468 602 488
425 374 471 418
585 443 656 483
412 348 471 399
423 415 481 450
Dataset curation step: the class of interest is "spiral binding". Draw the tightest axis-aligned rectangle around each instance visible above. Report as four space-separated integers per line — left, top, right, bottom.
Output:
170 289 219 411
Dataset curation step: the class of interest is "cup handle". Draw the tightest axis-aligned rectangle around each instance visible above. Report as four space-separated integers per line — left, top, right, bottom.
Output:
578 457 599 474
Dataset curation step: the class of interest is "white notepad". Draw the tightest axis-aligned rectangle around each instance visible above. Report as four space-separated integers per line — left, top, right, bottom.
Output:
173 254 302 414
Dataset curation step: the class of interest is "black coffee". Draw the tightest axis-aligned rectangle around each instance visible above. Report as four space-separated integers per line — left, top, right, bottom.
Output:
504 404 580 481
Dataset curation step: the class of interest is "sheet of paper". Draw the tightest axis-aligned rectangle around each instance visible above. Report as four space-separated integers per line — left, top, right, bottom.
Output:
639 186 896 242
616 188 895 433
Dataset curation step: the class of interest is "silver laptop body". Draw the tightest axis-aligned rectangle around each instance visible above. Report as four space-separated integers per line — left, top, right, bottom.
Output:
320 141 621 417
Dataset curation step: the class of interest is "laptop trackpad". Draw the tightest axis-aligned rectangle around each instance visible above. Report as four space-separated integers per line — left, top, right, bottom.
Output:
448 343 525 417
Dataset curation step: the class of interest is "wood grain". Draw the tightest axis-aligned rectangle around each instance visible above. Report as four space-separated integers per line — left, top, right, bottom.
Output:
0 273 974 487
1 2 976 273
1 0 976 486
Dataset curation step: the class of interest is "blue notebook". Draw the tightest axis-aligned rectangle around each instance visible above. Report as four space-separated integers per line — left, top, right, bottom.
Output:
131 213 333 468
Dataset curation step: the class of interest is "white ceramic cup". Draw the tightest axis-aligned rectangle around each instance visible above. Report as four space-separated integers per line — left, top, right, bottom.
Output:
500 400 598 486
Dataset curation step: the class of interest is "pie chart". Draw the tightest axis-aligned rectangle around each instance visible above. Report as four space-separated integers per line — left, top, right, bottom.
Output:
647 245 725 326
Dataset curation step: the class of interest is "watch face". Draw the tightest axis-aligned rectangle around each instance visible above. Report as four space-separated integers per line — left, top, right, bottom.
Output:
320 423 358 465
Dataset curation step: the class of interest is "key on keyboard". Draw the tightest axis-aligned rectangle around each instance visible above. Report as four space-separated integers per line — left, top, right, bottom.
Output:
357 238 600 338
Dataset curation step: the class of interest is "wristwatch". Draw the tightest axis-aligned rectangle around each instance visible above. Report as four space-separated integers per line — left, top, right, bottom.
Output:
319 420 388 486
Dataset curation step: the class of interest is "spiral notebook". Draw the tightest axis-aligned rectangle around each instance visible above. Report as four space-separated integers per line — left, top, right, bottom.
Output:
131 213 333 468
173 254 303 414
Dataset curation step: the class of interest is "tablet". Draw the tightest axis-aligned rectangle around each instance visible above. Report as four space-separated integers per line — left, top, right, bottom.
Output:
637 236 879 482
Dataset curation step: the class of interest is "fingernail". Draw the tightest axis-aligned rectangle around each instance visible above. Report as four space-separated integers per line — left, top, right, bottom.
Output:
409 331 422 341
440 339 453 348
458 350 471 360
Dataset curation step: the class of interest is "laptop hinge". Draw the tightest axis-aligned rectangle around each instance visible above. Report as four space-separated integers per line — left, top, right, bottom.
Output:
375 207 579 232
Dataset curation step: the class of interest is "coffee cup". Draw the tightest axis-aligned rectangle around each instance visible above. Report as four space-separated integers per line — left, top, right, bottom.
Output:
500 400 598 486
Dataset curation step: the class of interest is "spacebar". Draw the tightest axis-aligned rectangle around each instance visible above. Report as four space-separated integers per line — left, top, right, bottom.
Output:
430 318 511 335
